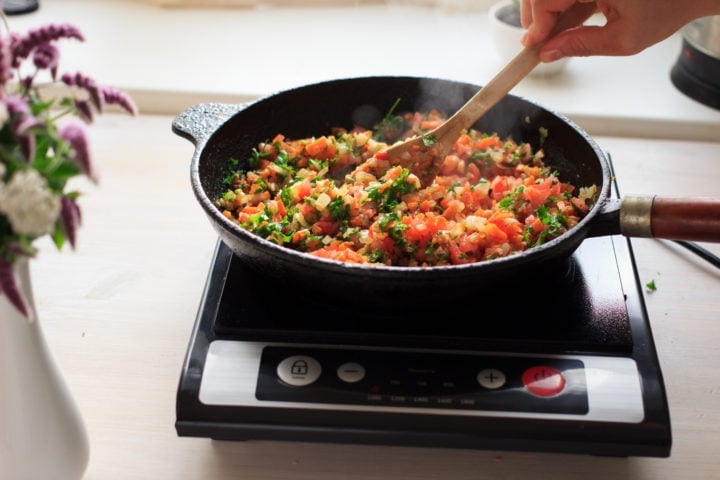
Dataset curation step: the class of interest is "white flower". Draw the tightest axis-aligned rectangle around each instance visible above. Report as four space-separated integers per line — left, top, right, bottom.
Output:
0 169 61 236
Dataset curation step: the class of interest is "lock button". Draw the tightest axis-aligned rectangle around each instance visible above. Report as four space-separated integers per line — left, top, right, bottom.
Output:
277 355 322 387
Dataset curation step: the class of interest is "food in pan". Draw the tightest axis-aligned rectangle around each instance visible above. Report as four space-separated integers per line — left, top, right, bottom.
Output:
216 109 597 267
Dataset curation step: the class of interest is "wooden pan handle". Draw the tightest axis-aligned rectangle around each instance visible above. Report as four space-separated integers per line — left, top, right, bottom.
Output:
620 195 720 242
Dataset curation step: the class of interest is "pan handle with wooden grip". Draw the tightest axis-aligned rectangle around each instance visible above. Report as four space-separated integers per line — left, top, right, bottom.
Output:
620 195 720 242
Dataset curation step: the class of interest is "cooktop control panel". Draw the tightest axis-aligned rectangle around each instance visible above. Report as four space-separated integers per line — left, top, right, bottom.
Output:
256 346 588 415
199 340 645 423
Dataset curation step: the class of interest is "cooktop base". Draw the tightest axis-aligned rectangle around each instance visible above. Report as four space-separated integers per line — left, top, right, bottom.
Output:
176 233 671 458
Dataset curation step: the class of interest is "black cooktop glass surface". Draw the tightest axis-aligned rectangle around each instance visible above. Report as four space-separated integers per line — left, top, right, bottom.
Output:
210 235 634 355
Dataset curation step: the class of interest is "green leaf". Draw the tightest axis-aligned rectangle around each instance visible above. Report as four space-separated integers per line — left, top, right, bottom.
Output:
50 223 67 250
498 196 515 210
328 196 349 221
372 98 406 142
421 133 437 147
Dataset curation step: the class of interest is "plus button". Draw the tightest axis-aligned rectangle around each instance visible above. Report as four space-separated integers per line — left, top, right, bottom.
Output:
477 368 507 389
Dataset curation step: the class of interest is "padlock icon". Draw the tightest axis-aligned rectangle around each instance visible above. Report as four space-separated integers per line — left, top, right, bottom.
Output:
291 360 308 375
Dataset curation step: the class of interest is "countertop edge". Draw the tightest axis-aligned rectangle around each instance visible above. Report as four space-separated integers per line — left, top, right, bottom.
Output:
133 87 720 142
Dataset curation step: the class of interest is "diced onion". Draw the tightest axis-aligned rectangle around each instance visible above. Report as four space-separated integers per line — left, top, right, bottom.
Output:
315 192 331 210
465 215 487 231
579 185 598 202
294 212 309 227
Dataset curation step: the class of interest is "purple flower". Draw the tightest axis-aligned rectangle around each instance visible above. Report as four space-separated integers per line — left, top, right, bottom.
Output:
59 122 97 183
102 86 138 116
10 23 84 68
3 95 43 161
18 134 36 162
4 93 30 116
61 71 102 112
60 195 82 249
61 73 138 119
14 114 44 135
0 35 12 89
0 20 137 319
0 256 29 317
73 98 94 124
4 94 41 129
19 75 33 91
32 43 59 80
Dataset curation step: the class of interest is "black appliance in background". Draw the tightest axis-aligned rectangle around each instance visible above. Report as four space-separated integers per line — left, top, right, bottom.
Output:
671 16 720 110
2 0 39 15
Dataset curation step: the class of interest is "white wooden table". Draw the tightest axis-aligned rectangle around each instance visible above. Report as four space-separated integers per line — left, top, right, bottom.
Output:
32 114 720 480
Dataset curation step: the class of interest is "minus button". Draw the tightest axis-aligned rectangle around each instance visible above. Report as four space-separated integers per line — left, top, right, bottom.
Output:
337 362 366 383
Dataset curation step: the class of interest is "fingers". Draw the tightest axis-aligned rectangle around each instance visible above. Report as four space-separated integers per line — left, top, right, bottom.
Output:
520 0 533 28
521 0 710 61
537 25 601 62
537 22 641 61
520 0 580 46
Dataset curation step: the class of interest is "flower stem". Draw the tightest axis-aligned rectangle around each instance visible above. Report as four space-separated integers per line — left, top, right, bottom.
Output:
0 12 8 35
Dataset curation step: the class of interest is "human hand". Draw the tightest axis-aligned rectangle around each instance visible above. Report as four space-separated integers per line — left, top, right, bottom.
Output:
520 0 720 62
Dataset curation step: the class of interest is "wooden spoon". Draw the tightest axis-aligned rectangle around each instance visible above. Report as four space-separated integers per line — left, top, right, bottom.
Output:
382 2 597 187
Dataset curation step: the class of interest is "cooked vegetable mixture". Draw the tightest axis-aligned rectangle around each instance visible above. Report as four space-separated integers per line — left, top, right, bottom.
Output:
217 110 597 267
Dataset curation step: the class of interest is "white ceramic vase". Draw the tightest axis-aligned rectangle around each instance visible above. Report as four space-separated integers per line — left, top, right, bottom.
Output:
0 258 89 480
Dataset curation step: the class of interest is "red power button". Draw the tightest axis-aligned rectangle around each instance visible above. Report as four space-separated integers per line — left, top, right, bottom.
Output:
522 366 566 397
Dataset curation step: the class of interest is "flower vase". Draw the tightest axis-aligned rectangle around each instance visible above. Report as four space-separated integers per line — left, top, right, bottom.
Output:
0 258 89 480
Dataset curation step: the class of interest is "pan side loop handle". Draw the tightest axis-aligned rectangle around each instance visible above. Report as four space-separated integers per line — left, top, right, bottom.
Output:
621 194 720 242
171 103 246 146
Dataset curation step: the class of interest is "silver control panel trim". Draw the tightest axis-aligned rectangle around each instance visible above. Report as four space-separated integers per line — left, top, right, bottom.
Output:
199 340 644 423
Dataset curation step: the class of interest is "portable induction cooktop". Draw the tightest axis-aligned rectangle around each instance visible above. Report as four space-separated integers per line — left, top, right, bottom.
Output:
175 172 672 458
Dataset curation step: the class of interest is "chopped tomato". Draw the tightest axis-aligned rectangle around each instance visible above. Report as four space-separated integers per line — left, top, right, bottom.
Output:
475 135 503 150
295 179 312 201
218 111 594 267
305 136 337 159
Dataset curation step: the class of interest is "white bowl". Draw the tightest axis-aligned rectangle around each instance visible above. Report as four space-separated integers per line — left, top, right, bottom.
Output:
488 0 570 77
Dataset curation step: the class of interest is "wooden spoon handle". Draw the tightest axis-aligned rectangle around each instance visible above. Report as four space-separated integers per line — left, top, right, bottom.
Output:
382 2 597 188
449 1 597 127
620 195 720 242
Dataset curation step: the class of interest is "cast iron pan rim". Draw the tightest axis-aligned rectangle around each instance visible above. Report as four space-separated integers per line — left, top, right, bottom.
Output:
191 75 612 278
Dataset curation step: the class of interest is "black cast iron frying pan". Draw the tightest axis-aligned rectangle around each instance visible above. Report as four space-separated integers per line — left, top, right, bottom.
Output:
172 76 720 307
